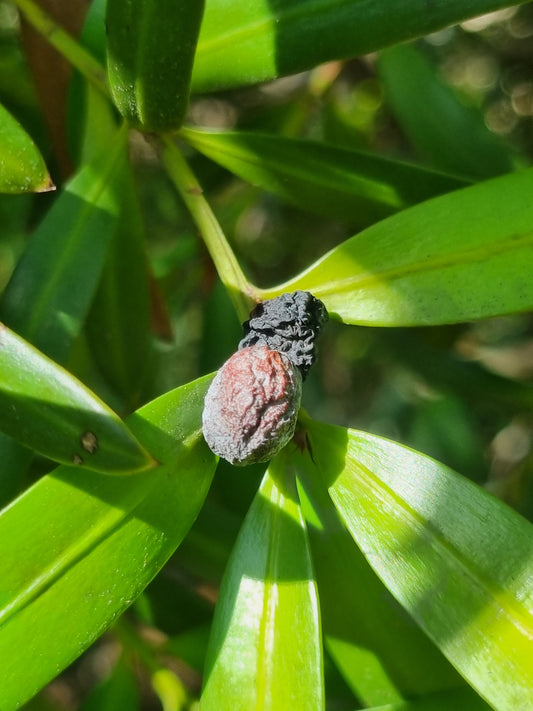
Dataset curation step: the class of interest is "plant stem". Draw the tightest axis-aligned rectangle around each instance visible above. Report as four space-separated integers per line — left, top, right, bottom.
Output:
11 0 109 97
161 135 257 321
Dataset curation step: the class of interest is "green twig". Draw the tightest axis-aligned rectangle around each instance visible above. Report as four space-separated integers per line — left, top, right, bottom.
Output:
161 136 257 321
11 0 109 97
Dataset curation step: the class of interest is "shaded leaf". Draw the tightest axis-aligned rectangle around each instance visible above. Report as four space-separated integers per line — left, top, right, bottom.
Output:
378 44 515 180
67 0 114 164
0 123 128 362
0 375 216 709
191 0 529 93
106 0 205 132
182 128 468 228
260 167 533 326
0 323 155 474
86 169 153 410
201 454 324 710
0 435 32 507
0 101 53 193
305 418 533 711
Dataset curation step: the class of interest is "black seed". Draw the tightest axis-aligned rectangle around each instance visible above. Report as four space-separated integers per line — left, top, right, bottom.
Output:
238 291 328 379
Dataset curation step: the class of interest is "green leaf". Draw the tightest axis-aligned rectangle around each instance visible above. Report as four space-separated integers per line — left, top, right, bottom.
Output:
67 0 115 164
293 442 460 706
0 121 129 494
182 128 468 228
106 0 205 132
201 454 324 711
0 124 128 362
0 435 33 507
0 101 53 193
0 323 155 474
0 375 216 709
191 0 529 93
261 167 533 326
86 169 153 410
304 418 533 711
378 44 515 180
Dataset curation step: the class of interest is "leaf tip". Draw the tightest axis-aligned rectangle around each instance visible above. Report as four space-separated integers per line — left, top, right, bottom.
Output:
36 175 56 193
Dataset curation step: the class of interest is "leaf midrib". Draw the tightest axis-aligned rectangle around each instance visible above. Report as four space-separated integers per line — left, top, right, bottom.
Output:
0 472 157 629
338 452 533 642
292 230 533 297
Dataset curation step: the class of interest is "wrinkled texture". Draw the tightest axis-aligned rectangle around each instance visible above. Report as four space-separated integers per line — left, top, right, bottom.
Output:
202 346 302 465
239 291 328 379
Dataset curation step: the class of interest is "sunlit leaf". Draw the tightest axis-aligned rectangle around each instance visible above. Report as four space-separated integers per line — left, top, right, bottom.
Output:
261 167 533 326
191 0 529 93
293 441 460 706
0 375 216 709
0 101 53 193
0 323 155 473
182 128 467 228
304 418 533 711
201 454 324 710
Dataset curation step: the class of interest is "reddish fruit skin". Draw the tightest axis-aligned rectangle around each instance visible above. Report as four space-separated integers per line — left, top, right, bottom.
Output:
202 345 302 465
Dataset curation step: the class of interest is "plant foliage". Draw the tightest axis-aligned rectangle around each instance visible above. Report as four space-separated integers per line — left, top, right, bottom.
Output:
0 0 532 709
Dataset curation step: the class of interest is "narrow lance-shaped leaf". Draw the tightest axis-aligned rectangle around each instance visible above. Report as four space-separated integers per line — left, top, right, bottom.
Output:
191 0 529 93
292 439 461 706
0 101 53 193
0 323 154 474
106 0 205 132
378 44 515 180
182 128 468 229
0 123 129 362
305 418 533 711
201 453 324 711
260 167 533 326
86 169 153 411
0 375 217 709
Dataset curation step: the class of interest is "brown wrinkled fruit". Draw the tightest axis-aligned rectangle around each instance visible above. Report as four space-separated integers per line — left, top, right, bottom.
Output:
202 345 302 466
